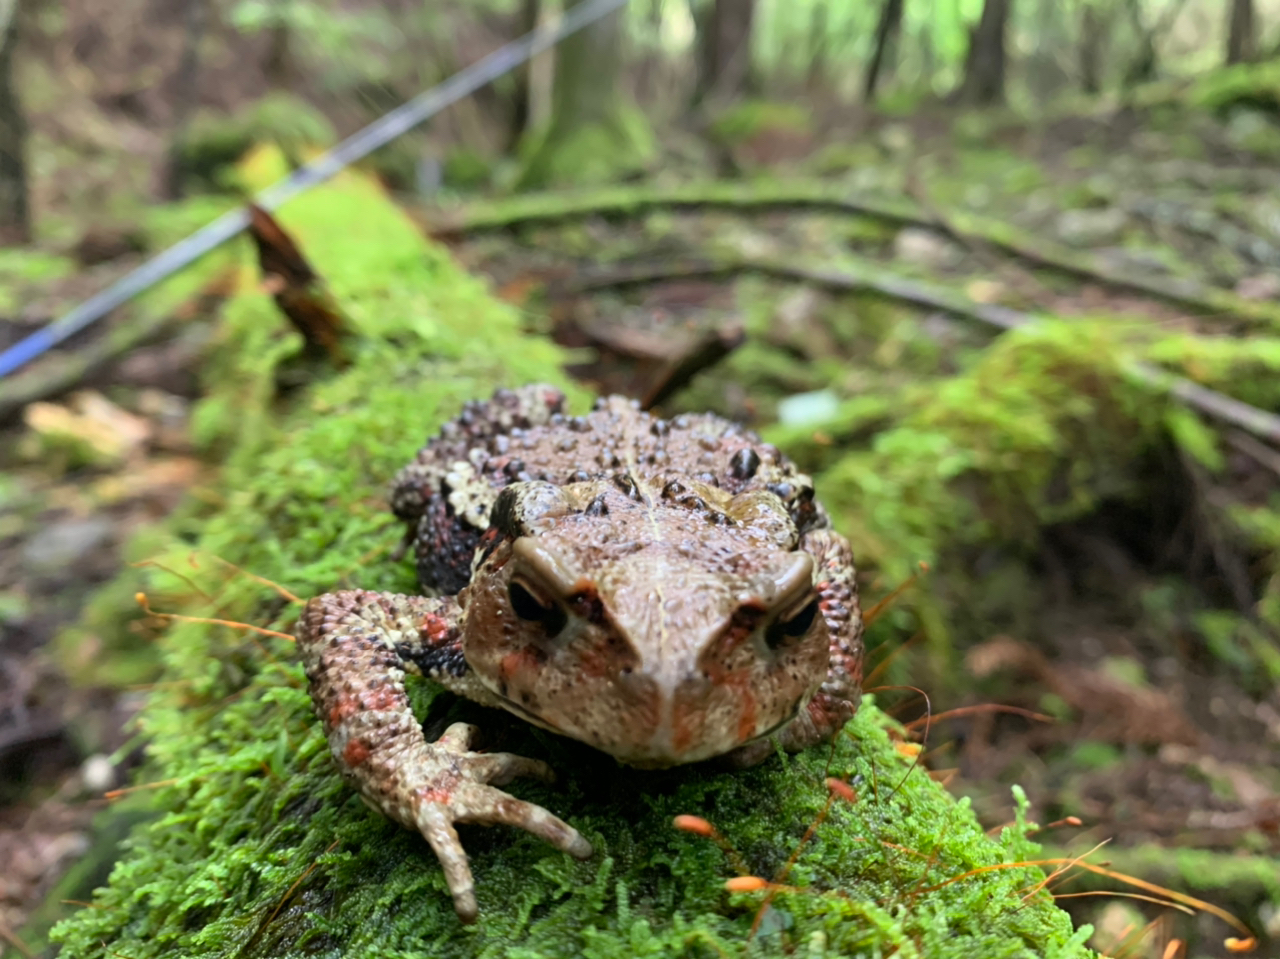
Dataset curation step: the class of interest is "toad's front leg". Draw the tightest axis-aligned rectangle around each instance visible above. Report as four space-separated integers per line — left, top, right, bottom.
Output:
297 589 592 922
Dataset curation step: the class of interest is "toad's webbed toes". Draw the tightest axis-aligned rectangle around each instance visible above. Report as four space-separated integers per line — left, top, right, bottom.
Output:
412 722 593 922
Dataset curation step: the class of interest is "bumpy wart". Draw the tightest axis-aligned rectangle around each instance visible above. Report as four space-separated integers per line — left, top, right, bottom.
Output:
297 385 865 922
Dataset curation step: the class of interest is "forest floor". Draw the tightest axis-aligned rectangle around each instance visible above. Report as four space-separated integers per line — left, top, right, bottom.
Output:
2 95 1280 957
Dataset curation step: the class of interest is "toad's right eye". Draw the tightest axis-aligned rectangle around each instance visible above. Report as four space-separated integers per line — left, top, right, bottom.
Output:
508 580 568 638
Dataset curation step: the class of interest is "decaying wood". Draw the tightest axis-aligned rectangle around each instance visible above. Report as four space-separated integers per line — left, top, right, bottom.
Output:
424 181 1280 333
641 321 745 409
247 205 351 368
542 251 1280 446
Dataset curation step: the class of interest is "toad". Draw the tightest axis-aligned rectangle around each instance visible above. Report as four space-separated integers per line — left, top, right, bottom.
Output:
298 386 864 922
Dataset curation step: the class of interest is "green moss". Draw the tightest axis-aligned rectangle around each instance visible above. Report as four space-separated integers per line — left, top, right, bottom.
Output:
0 248 75 313
1190 61 1280 117
47 173 1091 958
444 148 495 192
175 93 338 194
709 101 813 146
516 106 657 191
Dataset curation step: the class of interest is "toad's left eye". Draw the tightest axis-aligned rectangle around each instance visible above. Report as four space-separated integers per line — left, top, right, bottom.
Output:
508 580 568 638
765 598 820 650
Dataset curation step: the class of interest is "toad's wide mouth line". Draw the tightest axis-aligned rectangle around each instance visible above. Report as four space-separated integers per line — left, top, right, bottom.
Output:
483 688 805 765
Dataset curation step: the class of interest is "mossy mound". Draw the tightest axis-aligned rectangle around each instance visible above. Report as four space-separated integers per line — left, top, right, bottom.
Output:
174 93 337 194
47 173 1092 957
516 107 656 190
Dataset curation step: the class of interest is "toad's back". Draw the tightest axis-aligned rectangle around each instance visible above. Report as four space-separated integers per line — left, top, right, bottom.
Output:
390 389 828 595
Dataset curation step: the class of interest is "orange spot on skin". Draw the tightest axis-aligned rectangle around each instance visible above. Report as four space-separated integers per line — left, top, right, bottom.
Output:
360 685 402 712
419 787 454 804
671 699 696 756
420 611 453 643
499 644 545 682
343 738 371 766
578 645 611 679
327 695 359 728
734 680 757 743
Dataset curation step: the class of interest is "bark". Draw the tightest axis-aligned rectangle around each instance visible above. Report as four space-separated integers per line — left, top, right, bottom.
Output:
0 0 30 246
507 0 539 150
515 0 654 188
1122 0 1158 85
263 0 293 89
549 0 624 137
1079 3 1106 94
806 2 827 91
160 0 208 200
693 0 756 105
1226 0 1256 64
863 0 904 102
636 0 666 99
956 0 1011 106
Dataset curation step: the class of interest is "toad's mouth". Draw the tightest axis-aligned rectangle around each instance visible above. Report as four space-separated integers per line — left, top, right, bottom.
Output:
487 685 808 764
745 706 802 744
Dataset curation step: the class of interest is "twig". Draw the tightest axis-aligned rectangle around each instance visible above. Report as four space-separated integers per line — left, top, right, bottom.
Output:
0 919 34 959
1225 430 1280 480
424 180 1280 332
536 252 1280 445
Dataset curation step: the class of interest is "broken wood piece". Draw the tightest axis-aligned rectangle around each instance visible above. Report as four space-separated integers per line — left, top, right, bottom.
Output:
246 205 351 368
642 321 745 410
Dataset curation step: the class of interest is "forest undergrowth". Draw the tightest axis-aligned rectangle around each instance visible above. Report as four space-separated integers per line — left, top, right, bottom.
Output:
2 83 1280 958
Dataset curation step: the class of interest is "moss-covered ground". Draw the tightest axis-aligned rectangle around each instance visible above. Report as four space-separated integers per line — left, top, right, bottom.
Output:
42 172 1095 957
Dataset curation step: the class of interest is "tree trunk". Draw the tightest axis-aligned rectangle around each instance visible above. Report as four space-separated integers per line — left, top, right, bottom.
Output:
956 0 1011 106
264 0 293 89
1226 0 1255 64
507 0 539 151
863 0 903 102
161 0 207 200
1079 2 1106 94
637 0 666 100
694 0 756 106
1122 0 1158 86
0 0 29 247
516 0 653 187
551 0 623 135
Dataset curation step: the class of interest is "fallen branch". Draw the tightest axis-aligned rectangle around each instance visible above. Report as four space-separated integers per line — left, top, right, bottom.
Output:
0 272 232 423
550 252 1280 446
424 181 1280 333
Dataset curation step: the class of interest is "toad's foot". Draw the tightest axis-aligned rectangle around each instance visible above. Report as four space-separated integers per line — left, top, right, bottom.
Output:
406 722 593 921
297 590 592 922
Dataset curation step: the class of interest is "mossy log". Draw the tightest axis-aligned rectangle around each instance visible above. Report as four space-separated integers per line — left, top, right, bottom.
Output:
422 180 1280 334
46 173 1094 958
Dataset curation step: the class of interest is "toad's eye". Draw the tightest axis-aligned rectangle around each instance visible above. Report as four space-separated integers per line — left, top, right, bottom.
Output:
508 580 568 638
765 598 819 650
